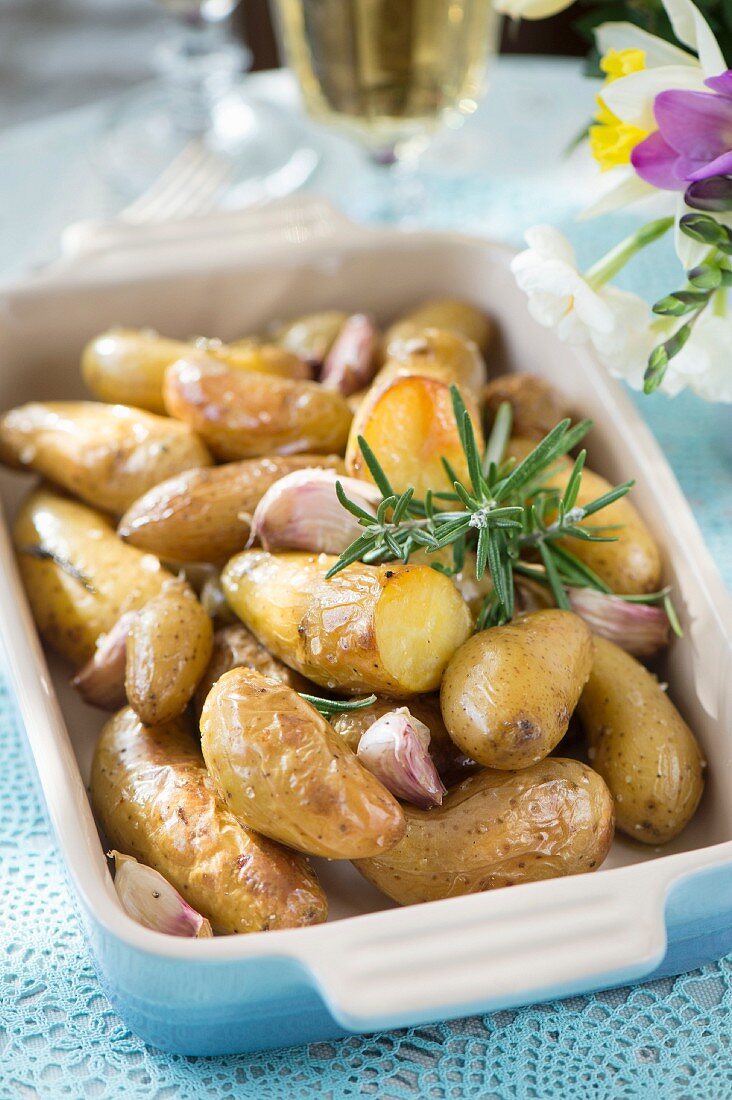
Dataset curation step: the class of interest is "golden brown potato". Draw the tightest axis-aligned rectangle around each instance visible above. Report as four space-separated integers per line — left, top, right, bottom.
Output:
345 368 484 499
163 353 352 460
125 579 213 725
222 550 472 697
81 329 309 413
381 328 487 395
91 708 327 933
384 299 493 355
194 623 312 716
506 437 662 596
483 373 570 440
0 401 212 515
13 487 173 666
332 694 477 787
201 668 406 859
118 454 345 564
355 758 614 904
273 311 347 368
440 610 593 769
578 636 704 843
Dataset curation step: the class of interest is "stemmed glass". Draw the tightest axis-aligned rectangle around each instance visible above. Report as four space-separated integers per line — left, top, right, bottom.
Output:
270 0 499 220
96 0 320 206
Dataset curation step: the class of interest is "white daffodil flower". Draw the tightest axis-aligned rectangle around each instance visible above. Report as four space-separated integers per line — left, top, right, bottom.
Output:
589 288 658 391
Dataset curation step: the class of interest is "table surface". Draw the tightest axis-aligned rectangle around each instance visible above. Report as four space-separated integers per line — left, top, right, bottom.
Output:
1 56 731 1100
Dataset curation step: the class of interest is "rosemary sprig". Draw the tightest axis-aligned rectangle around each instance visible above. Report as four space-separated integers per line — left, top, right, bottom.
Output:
299 692 377 716
326 386 664 629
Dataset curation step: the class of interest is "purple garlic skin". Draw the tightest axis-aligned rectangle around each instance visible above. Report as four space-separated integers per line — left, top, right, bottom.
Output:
71 611 136 709
320 314 379 396
357 707 447 809
111 851 213 938
250 468 381 554
568 587 670 658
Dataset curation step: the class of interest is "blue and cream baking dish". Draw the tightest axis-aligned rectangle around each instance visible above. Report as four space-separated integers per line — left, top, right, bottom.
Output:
0 199 730 1056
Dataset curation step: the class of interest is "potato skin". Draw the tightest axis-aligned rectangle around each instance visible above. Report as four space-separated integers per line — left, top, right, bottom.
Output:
355 758 614 904
332 694 477 787
118 454 345 564
381 327 487 395
385 299 493 354
578 636 704 843
441 610 593 769
163 353 352 460
274 311 347 367
483 373 570 440
194 623 312 716
221 550 472 697
200 668 406 859
82 329 309 414
13 487 173 666
0 401 212 515
91 708 327 932
125 579 214 725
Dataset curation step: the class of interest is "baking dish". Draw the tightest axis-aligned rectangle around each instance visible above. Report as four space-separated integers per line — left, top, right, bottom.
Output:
0 198 730 1056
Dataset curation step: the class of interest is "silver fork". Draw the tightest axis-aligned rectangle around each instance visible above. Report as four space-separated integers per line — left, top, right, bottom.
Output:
119 139 235 224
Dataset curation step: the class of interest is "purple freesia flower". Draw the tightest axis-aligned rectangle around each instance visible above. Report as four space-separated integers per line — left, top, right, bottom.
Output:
631 70 732 192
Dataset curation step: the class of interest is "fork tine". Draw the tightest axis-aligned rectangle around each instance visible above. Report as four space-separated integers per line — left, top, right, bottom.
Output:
121 141 210 223
165 158 235 219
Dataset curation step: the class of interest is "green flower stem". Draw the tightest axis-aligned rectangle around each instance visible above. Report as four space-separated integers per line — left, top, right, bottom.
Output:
585 216 674 290
713 288 728 317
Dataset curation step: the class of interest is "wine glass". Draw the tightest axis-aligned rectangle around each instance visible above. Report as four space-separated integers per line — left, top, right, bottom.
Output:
95 0 320 207
270 0 499 220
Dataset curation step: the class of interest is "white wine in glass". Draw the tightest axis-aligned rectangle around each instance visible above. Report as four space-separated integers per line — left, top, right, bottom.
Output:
273 0 498 162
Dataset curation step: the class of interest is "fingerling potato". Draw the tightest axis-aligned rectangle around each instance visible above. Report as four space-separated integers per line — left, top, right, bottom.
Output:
164 353 353 460
14 487 173 666
483 373 570 440
273 310 347 369
125 579 213 725
118 454 345 564
201 668 406 859
385 299 493 355
91 708 327 932
0 401 212 515
194 623 313 715
381 327 487 395
355 758 614 904
222 550 472 696
578 636 704 843
441 610 593 769
82 329 309 413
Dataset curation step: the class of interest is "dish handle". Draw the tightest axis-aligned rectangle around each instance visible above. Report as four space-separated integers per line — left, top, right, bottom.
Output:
301 865 671 1032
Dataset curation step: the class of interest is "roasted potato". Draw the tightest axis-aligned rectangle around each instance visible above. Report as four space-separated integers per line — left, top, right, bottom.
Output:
91 708 327 932
163 353 353 460
332 694 477 786
355 758 614 904
0 401 212 515
345 367 484 499
125 579 213 725
441 610 593 769
273 311 347 368
381 328 487 395
222 550 473 697
578 636 704 843
13 487 173 666
483 373 570 440
194 623 312 715
507 437 662 595
384 299 493 355
82 329 309 413
118 454 345 564
201 668 406 859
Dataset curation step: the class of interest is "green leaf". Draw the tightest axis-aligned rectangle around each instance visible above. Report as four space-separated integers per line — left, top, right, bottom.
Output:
549 544 612 592
482 400 513 476
493 418 572 502
335 480 377 524
325 533 380 578
663 593 684 638
562 450 586 511
487 529 510 611
476 526 490 580
538 542 571 610
300 693 377 716
357 435 394 498
392 488 415 524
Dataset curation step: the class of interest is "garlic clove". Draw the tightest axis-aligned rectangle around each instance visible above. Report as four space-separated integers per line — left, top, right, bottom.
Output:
71 611 136 709
320 314 379 396
357 707 447 809
568 587 670 658
110 852 213 938
250 468 381 554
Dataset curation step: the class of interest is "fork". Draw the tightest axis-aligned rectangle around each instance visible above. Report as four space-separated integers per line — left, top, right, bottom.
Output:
118 139 235 224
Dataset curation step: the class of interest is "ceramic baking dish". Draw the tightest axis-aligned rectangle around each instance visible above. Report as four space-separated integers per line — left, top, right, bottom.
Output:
0 198 730 1056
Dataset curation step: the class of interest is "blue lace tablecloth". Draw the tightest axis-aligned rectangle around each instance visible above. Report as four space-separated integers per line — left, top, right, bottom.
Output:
1 57 731 1100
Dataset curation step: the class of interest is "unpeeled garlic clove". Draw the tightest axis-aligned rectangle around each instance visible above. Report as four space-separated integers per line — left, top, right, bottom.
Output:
110 851 213 938
568 587 670 657
71 611 136 709
320 313 379 396
250 469 381 554
357 707 447 809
